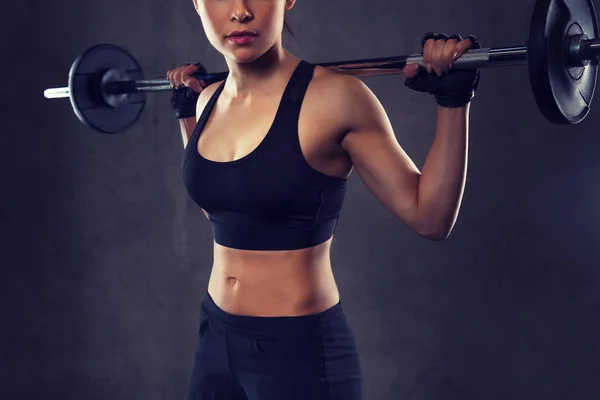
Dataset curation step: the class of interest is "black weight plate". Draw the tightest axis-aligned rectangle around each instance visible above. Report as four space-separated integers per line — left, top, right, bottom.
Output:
527 0 598 124
68 44 145 134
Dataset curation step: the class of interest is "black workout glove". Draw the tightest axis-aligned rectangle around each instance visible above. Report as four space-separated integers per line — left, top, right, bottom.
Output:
405 33 481 108
170 63 207 119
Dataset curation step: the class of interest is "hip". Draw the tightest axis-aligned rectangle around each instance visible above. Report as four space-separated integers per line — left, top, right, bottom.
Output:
189 292 362 399
199 291 361 375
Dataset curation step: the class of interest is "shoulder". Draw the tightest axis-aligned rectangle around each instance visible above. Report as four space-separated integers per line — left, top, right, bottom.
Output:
195 80 225 118
310 65 370 100
307 65 388 132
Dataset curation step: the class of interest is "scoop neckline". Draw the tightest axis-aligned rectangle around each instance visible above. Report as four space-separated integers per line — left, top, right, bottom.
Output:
193 61 305 168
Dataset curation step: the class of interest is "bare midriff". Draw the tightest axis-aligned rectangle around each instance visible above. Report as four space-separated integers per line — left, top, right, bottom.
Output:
206 238 341 317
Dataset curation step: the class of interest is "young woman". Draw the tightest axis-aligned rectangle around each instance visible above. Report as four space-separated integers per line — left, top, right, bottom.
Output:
166 1 479 399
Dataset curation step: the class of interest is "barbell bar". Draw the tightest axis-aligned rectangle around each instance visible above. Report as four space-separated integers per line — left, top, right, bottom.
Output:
43 0 600 133
44 46 530 99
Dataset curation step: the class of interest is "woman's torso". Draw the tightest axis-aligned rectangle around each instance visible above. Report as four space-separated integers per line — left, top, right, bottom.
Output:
184 57 353 317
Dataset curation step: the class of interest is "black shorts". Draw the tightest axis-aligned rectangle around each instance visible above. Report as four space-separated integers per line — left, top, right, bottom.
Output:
187 293 363 400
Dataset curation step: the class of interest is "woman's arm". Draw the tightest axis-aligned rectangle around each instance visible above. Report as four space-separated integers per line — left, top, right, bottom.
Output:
337 75 469 241
414 105 469 239
179 117 198 148
178 81 222 148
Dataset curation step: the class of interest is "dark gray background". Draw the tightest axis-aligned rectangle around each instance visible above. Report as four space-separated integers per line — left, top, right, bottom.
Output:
2 0 600 399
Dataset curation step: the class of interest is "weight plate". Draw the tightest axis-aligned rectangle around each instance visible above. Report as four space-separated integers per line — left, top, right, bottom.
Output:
527 0 598 124
68 44 145 134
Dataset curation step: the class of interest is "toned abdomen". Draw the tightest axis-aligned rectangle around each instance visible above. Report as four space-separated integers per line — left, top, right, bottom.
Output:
206 238 341 317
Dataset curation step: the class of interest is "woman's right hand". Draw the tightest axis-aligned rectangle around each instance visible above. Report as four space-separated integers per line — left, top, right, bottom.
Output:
166 64 206 94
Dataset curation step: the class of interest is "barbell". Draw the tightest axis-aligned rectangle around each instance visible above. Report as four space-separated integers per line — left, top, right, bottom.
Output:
44 0 600 134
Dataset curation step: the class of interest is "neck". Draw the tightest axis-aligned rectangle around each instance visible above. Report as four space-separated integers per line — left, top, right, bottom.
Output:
223 41 294 99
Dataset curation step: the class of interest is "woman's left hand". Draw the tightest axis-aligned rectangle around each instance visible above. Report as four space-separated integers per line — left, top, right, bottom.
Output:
403 34 474 78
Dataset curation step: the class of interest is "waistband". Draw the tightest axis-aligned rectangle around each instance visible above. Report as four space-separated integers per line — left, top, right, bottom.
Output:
201 292 345 338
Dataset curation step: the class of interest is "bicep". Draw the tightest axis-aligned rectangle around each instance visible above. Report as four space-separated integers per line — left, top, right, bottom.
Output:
339 78 422 226
180 117 198 148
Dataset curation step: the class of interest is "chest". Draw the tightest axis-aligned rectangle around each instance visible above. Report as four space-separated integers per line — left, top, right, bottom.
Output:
196 90 346 177
181 73 351 219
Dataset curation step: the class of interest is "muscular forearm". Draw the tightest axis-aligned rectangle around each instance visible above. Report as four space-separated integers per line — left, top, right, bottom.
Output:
179 117 197 148
416 104 470 240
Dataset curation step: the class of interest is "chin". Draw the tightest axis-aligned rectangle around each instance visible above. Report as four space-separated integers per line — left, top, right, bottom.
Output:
225 47 271 64
229 51 263 64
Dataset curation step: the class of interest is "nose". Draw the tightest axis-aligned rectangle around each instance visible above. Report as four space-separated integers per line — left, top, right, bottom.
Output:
230 0 253 23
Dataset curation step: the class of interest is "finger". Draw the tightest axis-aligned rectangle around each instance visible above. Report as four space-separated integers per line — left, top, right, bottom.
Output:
170 69 180 88
432 39 446 76
182 63 200 74
166 70 174 87
442 39 459 71
182 64 202 88
403 63 421 78
183 78 204 94
455 39 474 60
423 38 436 73
174 66 186 88
168 68 181 87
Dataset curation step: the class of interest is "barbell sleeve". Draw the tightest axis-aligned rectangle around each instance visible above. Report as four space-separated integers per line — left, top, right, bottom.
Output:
44 87 72 99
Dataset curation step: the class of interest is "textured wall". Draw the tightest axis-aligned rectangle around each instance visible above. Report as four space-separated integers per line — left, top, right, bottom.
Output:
2 0 600 399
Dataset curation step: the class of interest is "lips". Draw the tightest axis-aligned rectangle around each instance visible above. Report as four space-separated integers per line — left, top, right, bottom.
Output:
227 31 257 38
226 31 258 45
228 36 257 45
